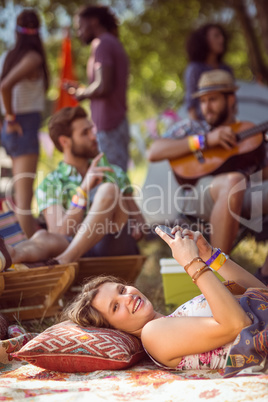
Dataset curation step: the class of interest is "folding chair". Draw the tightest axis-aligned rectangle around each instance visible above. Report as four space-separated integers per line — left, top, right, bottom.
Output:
0 262 78 321
76 255 146 285
0 209 79 321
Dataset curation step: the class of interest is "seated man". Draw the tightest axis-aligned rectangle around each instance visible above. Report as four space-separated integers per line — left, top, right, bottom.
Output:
0 106 146 271
35 105 146 263
148 70 268 258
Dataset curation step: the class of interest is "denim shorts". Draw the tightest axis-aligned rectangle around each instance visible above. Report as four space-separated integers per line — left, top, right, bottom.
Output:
97 118 130 172
1 112 41 157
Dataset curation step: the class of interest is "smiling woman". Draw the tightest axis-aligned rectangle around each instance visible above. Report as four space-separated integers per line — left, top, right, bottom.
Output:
62 226 268 377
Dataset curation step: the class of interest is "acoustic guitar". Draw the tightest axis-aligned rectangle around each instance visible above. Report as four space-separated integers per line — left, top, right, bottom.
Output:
170 120 268 185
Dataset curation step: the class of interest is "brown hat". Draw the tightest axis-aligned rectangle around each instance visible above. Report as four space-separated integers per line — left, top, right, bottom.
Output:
192 69 239 98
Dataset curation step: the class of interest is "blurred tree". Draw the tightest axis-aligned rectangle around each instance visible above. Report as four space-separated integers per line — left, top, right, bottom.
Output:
0 0 267 119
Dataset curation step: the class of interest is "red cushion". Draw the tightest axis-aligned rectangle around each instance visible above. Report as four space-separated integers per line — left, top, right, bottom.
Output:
14 321 146 372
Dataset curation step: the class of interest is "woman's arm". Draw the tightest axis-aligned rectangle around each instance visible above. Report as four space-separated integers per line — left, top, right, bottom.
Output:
179 227 266 289
0 51 42 115
141 227 252 368
0 51 42 135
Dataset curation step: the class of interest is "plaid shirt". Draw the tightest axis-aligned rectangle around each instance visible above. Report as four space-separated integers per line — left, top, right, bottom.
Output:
36 160 132 214
163 118 211 139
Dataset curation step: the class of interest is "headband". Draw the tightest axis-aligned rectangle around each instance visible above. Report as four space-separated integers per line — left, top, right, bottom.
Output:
16 25 39 35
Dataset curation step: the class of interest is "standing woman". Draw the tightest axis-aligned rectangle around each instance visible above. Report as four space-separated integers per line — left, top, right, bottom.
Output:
184 23 233 121
0 9 49 237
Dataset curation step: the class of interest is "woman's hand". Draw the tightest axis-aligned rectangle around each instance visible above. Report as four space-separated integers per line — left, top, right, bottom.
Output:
173 227 213 262
6 121 23 136
155 225 199 267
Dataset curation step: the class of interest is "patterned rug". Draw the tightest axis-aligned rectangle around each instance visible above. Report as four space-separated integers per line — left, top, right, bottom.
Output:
1 358 267 401
0 326 267 401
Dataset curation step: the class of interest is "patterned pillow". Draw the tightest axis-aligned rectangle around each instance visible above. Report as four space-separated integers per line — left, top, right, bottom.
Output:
0 210 27 246
13 320 146 372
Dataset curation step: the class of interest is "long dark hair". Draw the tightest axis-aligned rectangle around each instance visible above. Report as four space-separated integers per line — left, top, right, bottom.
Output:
1 9 49 90
186 23 228 63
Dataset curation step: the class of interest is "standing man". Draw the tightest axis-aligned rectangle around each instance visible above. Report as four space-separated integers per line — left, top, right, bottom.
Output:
66 5 130 172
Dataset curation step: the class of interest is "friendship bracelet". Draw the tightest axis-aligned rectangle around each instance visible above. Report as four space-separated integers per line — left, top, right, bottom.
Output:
188 135 200 152
206 248 221 266
71 201 86 210
76 186 88 199
210 252 228 271
198 135 206 150
192 266 212 283
71 194 87 208
184 257 204 274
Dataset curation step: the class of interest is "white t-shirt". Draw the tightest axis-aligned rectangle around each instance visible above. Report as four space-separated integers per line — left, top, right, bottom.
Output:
0 51 45 114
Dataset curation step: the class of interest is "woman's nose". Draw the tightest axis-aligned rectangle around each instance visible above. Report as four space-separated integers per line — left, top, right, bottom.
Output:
122 293 134 305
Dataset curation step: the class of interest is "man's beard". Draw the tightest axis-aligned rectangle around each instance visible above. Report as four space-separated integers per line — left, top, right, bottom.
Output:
85 33 95 45
208 104 229 128
71 141 98 159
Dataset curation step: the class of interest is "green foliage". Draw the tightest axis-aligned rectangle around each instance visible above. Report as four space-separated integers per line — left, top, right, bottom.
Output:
1 0 267 123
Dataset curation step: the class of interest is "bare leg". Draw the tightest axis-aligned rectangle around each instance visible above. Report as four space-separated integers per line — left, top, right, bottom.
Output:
11 154 39 237
209 173 246 254
7 230 69 263
56 183 128 263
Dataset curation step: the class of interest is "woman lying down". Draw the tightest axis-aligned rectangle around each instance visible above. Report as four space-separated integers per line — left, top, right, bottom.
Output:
62 226 268 377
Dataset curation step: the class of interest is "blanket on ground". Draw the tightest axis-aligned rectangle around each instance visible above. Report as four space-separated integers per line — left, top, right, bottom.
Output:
0 359 267 401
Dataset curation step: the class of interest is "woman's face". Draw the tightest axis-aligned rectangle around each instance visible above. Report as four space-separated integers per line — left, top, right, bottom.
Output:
206 27 225 56
92 282 156 337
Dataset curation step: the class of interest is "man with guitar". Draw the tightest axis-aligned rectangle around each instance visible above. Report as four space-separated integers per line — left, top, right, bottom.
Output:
148 70 268 283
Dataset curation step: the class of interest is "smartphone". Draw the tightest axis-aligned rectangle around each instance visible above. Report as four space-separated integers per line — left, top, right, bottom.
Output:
156 225 175 239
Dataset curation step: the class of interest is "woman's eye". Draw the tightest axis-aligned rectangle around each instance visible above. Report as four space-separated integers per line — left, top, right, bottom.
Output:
120 286 125 294
113 303 118 312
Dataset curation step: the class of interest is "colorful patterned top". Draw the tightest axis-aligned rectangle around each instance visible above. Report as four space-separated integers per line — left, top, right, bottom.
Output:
163 118 210 140
143 294 233 371
36 160 133 213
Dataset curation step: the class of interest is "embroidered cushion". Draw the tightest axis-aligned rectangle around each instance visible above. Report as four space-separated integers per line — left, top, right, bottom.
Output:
14 320 146 372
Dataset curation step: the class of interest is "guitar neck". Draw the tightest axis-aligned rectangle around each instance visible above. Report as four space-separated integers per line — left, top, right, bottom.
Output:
236 121 268 142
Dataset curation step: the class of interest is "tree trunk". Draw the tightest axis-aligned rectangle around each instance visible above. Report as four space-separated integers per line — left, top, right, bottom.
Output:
253 0 268 54
229 0 268 83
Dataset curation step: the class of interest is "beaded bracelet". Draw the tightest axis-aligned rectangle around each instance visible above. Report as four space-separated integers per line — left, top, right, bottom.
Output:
206 248 221 266
184 256 204 274
76 186 88 199
192 266 212 283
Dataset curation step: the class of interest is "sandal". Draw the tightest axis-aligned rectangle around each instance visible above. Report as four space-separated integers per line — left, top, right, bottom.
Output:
254 267 268 286
0 236 12 272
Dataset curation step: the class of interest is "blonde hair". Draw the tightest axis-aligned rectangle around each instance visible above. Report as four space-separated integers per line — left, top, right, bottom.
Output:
61 275 124 328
